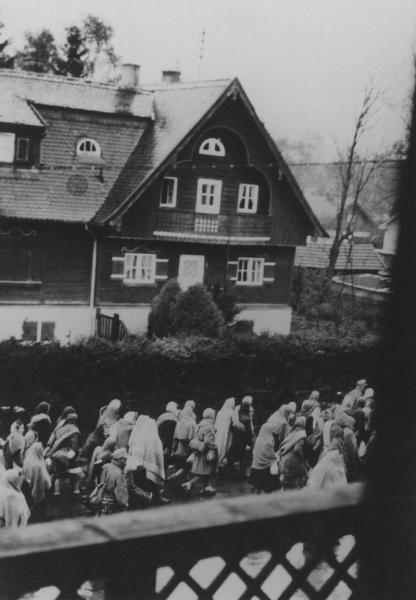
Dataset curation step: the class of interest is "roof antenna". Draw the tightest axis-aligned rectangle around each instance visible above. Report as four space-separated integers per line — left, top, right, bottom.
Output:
198 27 206 81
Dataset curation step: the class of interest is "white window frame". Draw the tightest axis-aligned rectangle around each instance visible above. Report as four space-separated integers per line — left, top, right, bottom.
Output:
76 137 101 158
196 178 222 214
160 177 178 207
237 183 259 214
124 253 156 285
236 257 264 286
0 133 15 163
199 137 225 157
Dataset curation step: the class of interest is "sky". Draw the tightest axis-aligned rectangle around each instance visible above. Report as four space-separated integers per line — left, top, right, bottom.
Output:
1 0 415 161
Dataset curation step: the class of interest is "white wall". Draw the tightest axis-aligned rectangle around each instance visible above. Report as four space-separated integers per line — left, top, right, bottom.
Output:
382 220 399 255
0 305 93 343
237 304 292 335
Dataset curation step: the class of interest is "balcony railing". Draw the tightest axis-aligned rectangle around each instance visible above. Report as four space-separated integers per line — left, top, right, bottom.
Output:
154 210 271 239
0 483 365 599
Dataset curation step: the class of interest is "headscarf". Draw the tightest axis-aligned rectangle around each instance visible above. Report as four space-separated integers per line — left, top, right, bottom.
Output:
22 442 51 505
33 401 51 416
98 399 121 429
252 422 281 470
174 406 197 441
111 447 128 468
202 408 216 421
8 421 26 457
278 417 306 457
0 469 30 528
157 403 179 427
215 398 235 462
182 400 197 421
128 416 165 486
46 414 80 457
307 439 347 490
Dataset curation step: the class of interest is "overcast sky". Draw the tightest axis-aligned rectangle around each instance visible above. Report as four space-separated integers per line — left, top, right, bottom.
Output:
1 0 415 160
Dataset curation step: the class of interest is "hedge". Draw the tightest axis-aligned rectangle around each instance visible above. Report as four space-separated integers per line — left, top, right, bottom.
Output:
0 331 382 433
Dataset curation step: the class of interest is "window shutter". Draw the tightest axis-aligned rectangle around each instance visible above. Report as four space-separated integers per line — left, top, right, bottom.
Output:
155 258 169 281
227 260 238 282
111 256 125 280
41 322 55 342
263 261 276 283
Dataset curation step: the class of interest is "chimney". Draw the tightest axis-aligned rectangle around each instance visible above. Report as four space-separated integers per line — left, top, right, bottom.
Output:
162 69 181 84
119 63 140 89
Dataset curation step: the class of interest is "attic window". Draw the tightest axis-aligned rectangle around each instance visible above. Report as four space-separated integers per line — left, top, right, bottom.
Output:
199 138 225 157
76 138 101 159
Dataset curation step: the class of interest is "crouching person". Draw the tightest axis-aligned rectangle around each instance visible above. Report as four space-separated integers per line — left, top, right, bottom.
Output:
99 448 129 515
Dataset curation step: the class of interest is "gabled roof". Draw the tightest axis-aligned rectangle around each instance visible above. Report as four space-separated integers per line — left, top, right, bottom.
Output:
0 69 154 120
95 78 325 236
94 79 233 223
295 240 384 272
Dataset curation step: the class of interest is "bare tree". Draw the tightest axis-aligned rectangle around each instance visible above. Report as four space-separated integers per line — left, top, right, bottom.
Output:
323 88 386 293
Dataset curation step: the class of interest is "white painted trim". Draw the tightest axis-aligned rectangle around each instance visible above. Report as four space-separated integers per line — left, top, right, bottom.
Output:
262 277 275 282
227 261 238 265
89 233 98 336
155 275 168 280
196 178 222 214
160 176 178 208
237 183 259 214
264 262 276 267
156 258 169 263
153 231 270 242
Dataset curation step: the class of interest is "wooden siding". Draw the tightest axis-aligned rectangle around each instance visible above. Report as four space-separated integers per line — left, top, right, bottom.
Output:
97 239 294 306
0 222 92 304
119 96 313 246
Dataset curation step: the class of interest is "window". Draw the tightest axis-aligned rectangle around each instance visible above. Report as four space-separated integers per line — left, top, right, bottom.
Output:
0 133 15 163
160 177 178 207
22 321 55 343
124 253 156 284
16 138 30 162
178 255 205 290
196 178 222 214
238 184 259 214
236 257 264 286
199 137 225 157
76 137 101 159
0 235 38 282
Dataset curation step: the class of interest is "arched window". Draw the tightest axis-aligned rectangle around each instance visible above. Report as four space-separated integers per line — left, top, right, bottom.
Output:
199 137 225 157
76 138 101 159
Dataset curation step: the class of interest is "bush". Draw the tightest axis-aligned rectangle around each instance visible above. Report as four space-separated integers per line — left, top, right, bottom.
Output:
210 279 240 323
148 278 181 337
173 284 225 338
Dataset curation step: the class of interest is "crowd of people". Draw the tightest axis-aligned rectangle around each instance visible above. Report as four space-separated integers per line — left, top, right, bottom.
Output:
0 378 376 528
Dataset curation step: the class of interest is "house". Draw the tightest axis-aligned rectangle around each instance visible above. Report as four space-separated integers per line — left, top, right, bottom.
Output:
295 239 384 274
0 66 323 342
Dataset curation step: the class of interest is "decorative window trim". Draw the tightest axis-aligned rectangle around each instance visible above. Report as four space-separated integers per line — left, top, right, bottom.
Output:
237 183 259 214
160 177 178 208
0 132 15 163
196 178 222 214
76 137 101 159
16 137 30 162
199 137 225 157
155 258 169 281
235 257 265 286
124 253 156 285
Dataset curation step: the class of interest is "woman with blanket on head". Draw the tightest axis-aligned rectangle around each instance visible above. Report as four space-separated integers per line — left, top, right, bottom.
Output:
170 405 197 474
99 448 129 514
225 396 254 479
0 468 30 528
250 419 287 493
183 408 218 497
81 423 107 464
107 411 137 451
127 415 169 505
3 420 26 469
157 402 179 461
45 412 81 496
278 416 308 490
267 404 295 430
97 399 122 436
28 401 52 448
22 441 51 520
307 438 347 491
215 397 235 465
334 411 359 482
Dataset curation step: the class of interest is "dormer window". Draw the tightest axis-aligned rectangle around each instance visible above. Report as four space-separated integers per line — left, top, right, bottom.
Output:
238 184 259 214
16 138 30 162
199 137 225 157
0 133 15 163
76 137 101 159
160 177 178 207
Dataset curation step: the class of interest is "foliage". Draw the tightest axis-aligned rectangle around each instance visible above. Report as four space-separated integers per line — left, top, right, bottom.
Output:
0 332 381 433
0 21 14 68
148 278 181 338
16 29 59 73
210 279 240 323
55 26 88 77
82 15 118 78
173 284 225 338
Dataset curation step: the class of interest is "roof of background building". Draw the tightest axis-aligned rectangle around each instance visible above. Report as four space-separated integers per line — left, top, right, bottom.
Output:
295 240 384 272
0 69 154 120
